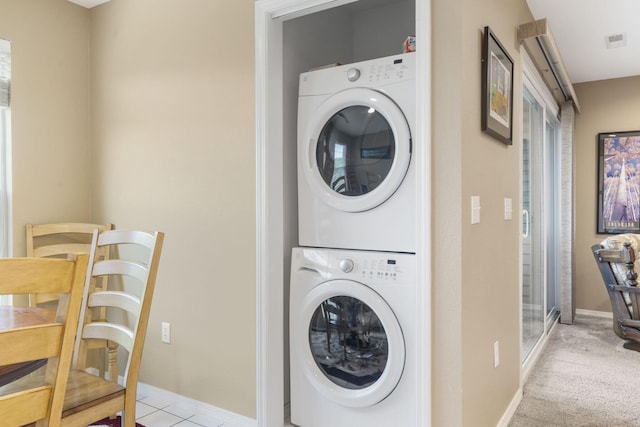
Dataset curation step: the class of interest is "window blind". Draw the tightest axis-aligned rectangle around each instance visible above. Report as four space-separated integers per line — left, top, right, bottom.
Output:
0 38 8 264
0 39 10 108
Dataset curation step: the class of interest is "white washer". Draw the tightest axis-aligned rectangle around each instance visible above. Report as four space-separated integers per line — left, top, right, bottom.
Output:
290 247 416 427
297 53 416 253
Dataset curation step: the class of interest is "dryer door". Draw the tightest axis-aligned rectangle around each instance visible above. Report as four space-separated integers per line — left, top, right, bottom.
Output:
294 279 405 408
301 88 411 212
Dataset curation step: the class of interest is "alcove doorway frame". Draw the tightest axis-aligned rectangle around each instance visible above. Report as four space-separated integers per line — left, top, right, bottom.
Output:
254 1 432 425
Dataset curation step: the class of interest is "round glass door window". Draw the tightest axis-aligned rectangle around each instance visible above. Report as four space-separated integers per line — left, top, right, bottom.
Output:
297 280 405 407
316 106 395 197
308 295 388 390
301 88 412 213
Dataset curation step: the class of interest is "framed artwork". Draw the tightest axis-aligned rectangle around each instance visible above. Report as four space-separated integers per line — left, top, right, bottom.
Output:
481 26 514 145
597 130 640 234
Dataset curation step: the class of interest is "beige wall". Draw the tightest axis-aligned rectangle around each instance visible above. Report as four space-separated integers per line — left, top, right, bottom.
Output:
574 76 640 313
88 0 256 417
0 0 92 257
432 0 533 424
460 0 533 424
2 0 571 423
1 0 256 418
432 0 463 423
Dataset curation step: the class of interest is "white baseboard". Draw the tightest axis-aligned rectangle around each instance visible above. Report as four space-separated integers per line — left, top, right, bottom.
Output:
575 309 613 319
496 388 522 427
136 381 257 427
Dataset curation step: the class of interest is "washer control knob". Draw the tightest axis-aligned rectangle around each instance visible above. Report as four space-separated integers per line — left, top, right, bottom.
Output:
340 258 354 273
347 68 361 82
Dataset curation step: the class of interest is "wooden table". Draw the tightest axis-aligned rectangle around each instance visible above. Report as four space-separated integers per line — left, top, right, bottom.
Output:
0 305 56 387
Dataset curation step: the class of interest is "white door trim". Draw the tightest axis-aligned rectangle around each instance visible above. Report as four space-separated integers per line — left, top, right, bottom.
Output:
255 0 431 425
414 1 432 425
255 2 285 426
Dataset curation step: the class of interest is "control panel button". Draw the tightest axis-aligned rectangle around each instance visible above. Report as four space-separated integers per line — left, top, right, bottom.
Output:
347 68 361 82
339 258 354 273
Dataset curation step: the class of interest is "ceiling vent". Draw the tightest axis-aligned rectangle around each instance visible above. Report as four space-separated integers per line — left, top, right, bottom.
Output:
606 33 627 49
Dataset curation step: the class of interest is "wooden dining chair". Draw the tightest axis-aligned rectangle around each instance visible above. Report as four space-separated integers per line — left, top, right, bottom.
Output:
60 229 164 427
26 222 114 308
0 255 88 427
26 222 116 383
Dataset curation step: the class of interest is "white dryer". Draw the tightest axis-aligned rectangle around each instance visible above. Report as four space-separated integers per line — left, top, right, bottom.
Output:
297 53 416 253
289 247 416 427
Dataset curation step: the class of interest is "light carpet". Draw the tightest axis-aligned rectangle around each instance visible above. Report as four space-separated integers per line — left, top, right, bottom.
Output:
509 314 640 426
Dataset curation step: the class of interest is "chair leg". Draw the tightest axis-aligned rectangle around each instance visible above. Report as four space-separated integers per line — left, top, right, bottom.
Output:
123 391 137 427
623 340 640 352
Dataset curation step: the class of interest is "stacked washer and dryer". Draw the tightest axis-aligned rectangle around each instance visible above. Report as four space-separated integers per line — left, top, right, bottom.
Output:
290 53 417 427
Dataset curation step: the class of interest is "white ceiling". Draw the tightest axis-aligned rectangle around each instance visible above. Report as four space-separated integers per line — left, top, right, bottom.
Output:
526 0 640 83
66 0 109 9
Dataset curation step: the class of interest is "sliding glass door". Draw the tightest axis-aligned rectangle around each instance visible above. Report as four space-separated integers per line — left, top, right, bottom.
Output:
521 77 560 363
522 86 544 360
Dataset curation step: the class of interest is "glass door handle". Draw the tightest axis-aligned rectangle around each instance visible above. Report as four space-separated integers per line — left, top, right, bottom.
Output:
522 209 530 238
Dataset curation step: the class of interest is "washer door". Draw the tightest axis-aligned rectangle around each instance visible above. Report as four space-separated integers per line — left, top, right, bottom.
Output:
295 279 405 408
301 88 412 212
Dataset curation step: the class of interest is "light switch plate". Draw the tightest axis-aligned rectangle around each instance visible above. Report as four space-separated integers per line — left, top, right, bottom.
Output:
471 196 481 224
504 198 512 220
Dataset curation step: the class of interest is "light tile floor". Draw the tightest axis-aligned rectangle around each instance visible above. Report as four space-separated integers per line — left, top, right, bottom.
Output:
135 397 237 427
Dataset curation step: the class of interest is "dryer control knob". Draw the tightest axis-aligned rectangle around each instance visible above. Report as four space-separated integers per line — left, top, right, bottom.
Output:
339 258 354 273
347 68 361 82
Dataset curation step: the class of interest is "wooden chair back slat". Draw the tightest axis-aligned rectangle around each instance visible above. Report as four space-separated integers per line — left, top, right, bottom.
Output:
88 291 141 315
0 255 88 427
0 387 51 426
0 325 64 365
82 323 135 353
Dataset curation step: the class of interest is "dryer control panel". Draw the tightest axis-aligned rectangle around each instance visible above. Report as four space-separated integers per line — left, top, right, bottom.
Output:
299 52 415 96
341 55 413 86
362 57 412 85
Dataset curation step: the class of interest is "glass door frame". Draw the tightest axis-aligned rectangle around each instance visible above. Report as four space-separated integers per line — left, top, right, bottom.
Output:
521 84 545 365
520 50 561 376
544 114 561 331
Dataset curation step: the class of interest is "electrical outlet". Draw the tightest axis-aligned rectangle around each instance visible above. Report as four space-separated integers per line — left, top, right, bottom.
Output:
161 322 171 344
494 341 500 368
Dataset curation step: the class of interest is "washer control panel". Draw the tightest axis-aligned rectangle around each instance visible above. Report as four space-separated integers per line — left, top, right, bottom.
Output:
359 257 401 280
326 249 415 284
